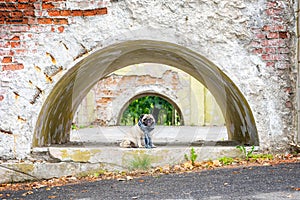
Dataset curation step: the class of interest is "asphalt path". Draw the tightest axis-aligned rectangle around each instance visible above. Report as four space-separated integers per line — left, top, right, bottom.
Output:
3 162 300 200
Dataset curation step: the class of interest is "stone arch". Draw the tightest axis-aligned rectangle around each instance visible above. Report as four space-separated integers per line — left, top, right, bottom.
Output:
33 40 259 147
116 91 184 126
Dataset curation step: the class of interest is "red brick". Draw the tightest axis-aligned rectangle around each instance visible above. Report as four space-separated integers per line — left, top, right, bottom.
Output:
96 7 107 15
83 10 97 16
249 41 261 48
27 17 36 24
18 3 35 10
24 10 35 17
42 0 62 2
60 10 71 16
264 25 286 31
267 2 278 8
252 48 263 54
57 26 64 33
10 41 20 48
263 47 276 54
279 32 289 39
278 47 290 54
266 62 275 67
261 39 286 47
37 18 52 24
10 11 23 18
285 101 292 108
11 35 20 41
0 11 10 18
2 56 12 63
6 18 28 24
267 32 279 39
0 3 5 10
2 3 16 10
48 10 60 17
71 10 83 16
266 8 282 16
53 18 68 24
262 54 289 61
15 49 30 54
42 3 55 9
255 33 265 39
2 63 24 71
19 0 36 2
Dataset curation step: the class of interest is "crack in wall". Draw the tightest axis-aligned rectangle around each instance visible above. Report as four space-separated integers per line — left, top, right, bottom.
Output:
0 128 13 135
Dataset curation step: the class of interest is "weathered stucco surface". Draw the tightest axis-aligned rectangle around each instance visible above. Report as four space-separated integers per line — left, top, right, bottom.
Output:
0 0 297 158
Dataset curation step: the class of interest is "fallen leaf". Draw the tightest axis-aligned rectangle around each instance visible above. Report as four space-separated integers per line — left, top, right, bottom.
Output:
22 191 33 196
294 188 300 191
213 160 221 167
48 195 57 199
183 162 193 170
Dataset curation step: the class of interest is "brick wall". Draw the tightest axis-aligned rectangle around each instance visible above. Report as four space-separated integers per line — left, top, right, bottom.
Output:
0 0 297 158
0 0 107 72
249 0 296 140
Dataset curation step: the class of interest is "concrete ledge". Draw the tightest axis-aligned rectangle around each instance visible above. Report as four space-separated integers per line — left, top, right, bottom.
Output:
0 146 243 184
0 162 110 184
47 146 242 167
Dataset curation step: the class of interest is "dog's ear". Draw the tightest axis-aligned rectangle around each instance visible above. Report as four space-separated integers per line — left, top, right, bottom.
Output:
139 114 144 121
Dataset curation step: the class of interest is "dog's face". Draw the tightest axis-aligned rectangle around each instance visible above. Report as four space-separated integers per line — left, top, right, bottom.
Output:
139 114 155 127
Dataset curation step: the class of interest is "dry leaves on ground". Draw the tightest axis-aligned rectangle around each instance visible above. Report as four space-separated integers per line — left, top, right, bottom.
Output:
0 153 299 192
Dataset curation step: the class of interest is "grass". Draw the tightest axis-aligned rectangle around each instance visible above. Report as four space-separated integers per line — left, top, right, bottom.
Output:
236 145 255 160
184 147 198 165
128 154 152 170
218 157 234 165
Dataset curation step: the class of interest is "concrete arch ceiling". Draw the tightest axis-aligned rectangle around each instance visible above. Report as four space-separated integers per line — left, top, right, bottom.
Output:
33 40 259 147
117 92 184 125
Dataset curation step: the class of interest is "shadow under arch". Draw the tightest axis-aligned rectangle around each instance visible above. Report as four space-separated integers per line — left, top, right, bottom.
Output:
33 40 259 147
117 92 184 126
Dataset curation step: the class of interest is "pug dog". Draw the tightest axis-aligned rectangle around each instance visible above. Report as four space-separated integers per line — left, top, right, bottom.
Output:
120 114 156 148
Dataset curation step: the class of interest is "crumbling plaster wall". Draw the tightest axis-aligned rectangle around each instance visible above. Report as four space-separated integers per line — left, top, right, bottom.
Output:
0 0 297 158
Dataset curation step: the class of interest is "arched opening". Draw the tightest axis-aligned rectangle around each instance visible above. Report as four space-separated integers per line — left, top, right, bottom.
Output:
33 40 259 147
118 93 184 126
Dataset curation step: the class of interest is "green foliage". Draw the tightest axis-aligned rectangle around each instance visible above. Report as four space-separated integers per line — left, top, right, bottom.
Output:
249 154 273 160
184 147 198 165
128 154 152 171
120 96 181 126
77 169 106 178
236 145 255 160
218 157 234 165
71 123 78 130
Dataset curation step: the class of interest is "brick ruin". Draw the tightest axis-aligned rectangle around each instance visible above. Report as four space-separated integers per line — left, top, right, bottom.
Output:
0 0 298 158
